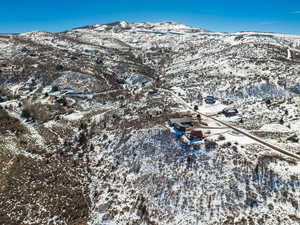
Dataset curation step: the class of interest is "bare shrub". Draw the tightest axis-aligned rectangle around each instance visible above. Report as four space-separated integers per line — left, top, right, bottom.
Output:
0 87 13 101
21 103 66 123
205 140 218 150
0 107 27 135
218 135 226 141
21 104 49 122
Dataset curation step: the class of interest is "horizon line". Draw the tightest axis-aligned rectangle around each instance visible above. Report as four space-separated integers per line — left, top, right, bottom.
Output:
1 21 300 36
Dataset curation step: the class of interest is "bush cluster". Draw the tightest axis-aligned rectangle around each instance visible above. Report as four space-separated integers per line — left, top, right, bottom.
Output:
21 104 51 122
21 103 68 123
0 107 26 135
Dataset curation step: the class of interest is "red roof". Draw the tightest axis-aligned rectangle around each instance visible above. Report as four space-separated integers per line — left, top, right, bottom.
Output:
191 130 204 138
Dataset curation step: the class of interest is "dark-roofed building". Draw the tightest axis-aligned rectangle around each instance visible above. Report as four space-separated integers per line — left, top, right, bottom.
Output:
222 108 238 117
169 116 197 131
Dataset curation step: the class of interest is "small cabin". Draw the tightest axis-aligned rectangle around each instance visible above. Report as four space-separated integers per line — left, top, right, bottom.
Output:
222 108 238 117
205 96 217 104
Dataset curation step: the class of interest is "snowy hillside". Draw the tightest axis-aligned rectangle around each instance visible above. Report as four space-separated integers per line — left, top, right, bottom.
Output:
1 21 300 225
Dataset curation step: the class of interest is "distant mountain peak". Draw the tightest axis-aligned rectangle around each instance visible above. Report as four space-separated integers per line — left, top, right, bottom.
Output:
104 21 129 26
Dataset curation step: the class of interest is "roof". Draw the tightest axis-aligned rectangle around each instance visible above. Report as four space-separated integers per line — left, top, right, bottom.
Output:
205 96 216 100
169 116 196 124
191 128 203 131
191 130 204 138
191 130 203 134
223 108 238 113
169 117 198 129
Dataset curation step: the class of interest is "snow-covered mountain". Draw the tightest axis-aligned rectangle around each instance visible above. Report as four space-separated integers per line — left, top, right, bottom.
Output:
1 21 300 225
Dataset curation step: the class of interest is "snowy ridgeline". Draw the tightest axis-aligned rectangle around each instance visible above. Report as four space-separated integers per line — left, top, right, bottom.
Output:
88 128 300 225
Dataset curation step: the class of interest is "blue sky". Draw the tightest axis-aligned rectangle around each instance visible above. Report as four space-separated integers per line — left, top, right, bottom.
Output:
1 0 300 34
